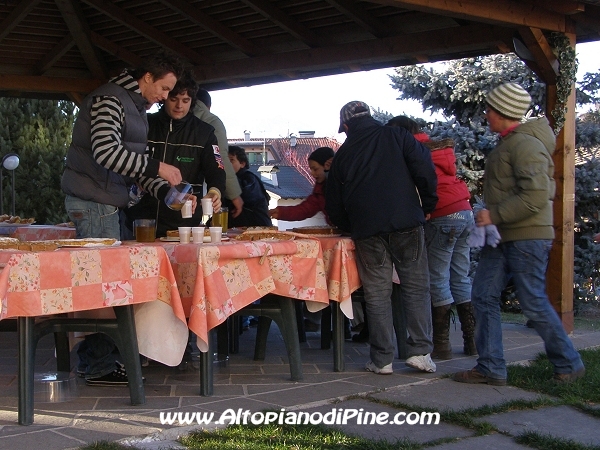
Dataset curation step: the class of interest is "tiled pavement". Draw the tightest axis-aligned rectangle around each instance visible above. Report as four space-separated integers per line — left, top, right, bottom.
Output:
1 320 599 450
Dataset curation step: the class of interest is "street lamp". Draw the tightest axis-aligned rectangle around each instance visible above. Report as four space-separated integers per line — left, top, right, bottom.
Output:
0 153 20 216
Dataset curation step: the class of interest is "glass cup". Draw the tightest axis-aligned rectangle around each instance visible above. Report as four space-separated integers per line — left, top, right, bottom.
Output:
212 207 229 233
178 226 191 244
164 182 192 211
134 219 156 242
209 226 222 243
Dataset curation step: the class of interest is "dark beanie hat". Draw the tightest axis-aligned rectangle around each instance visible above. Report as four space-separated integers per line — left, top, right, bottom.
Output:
308 147 335 166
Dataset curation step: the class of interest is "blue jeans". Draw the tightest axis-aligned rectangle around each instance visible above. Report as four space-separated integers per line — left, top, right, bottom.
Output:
65 195 120 240
425 210 474 307
472 240 584 380
355 226 433 368
65 195 120 378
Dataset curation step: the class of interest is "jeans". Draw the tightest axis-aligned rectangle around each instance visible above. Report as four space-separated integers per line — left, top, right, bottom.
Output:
65 195 120 240
424 210 474 307
65 195 121 378
472 240 584 380
355 226 433 368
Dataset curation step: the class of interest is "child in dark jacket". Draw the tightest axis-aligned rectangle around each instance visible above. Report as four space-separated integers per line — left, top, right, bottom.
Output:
269 147 334 223
226 145 272 228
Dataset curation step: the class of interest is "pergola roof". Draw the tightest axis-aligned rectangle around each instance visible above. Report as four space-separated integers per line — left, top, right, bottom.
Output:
1 0 600 101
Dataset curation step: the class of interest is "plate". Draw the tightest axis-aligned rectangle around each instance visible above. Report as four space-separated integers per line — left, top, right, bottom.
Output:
0 222 34 227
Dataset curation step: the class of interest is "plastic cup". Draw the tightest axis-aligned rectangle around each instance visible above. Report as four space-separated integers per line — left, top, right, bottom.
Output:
164 183 192 211
178 226 191 244
201 198 213 216
134 219 156 242
192 227 204 243
212 207 229 233
181 199 193 218
209 226 222 243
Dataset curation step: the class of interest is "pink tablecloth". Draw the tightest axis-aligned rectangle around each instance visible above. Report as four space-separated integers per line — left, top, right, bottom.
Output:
153 238 331 350
317 236 361 318
0 245 188 366
10 225 76 241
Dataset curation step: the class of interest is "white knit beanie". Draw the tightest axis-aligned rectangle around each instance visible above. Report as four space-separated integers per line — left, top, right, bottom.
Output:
486 83 532 120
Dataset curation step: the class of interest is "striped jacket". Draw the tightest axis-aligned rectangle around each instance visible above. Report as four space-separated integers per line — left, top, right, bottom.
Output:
62 71 160 207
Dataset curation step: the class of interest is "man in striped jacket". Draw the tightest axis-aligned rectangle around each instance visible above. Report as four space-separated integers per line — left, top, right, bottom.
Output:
61 51 184 386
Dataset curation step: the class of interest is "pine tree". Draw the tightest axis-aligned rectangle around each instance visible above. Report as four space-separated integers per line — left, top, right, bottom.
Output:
0 99 76 224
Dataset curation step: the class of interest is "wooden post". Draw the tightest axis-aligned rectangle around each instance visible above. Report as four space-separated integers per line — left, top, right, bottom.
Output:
546 33 576 334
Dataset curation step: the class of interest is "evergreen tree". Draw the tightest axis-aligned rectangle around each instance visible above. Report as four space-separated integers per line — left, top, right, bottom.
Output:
0 99 76 224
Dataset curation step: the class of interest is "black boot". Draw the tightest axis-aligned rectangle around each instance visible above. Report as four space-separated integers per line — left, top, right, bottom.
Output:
431 305 452 360
456 302 477 355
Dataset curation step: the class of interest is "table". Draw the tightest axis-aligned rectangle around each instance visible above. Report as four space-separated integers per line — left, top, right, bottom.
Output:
0 244 188 424
153 238 332 351
9 225 77 241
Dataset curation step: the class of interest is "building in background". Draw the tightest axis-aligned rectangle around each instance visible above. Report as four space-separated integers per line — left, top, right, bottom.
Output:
229 131 341 229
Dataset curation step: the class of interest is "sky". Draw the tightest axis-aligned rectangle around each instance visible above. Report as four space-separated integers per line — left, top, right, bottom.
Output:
207 41 600 142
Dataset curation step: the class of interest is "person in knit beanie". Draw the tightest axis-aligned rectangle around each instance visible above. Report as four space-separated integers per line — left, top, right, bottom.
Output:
453 82 586 386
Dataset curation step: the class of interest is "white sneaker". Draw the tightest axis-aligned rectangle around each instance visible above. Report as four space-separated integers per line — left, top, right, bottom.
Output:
365 360 393 375
405 354 436 373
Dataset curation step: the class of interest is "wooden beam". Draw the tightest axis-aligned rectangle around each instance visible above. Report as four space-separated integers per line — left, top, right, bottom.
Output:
35 34 75 75
82 0 211 65
367 0 567 32
0 74 103 94
517 27 559 84
157 0 262 56
547 33 577 334
90 32 143 68
194 23 513 82
529 0 585 16
325 0 391 38
55 0 106 79
241 0 321 48
0 0 42 43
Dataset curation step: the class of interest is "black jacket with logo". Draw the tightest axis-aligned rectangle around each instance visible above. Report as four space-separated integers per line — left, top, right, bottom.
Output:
125 108 226 237
326 116 438 240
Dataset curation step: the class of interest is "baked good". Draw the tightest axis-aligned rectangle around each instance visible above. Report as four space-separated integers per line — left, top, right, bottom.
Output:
291 226 340 235
54 238 117 247
0 215 35 224
0 237 21 250
234 230 295 241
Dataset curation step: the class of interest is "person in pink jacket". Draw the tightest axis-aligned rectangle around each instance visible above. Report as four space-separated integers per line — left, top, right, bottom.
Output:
269 146 335 332
269 147 334 223
387 116 476 361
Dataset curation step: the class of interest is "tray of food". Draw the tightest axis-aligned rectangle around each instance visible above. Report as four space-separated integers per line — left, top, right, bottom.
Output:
0 215 35 225
290 226 342 237
54 238 119 248
234 230 296 241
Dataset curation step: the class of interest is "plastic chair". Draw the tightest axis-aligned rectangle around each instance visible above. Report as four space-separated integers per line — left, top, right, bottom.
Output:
232 294 303 381
17 305 145 425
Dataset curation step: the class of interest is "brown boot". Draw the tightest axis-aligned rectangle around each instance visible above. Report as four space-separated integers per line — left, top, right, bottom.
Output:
431 305 452 360
456 302 477 355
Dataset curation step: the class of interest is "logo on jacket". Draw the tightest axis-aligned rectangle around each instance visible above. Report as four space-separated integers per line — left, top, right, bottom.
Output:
213 145 224 170
176 156 194 163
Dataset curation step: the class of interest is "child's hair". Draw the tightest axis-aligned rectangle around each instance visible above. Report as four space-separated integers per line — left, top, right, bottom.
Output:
308 147 335 166
228 145 248 167
386 115 421 134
